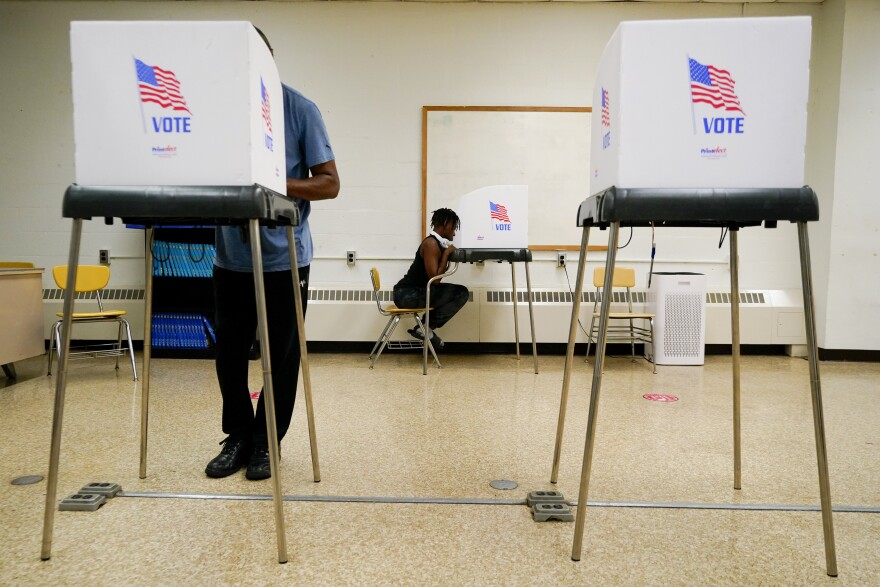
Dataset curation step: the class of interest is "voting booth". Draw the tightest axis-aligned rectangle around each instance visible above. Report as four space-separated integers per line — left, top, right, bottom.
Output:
590 16 811 192
554 17 838 577
70 21 285 192
455 185 528 249
43 22 314 565
440 185 536 373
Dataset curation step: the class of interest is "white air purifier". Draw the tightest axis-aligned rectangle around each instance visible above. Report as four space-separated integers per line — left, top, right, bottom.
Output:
647 272 707 365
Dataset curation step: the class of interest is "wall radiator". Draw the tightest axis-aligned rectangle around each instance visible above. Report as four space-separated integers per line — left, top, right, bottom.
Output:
42 287 806 346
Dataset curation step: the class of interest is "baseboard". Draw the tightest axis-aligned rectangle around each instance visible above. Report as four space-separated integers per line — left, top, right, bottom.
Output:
47 340 877 362
818 348 880 362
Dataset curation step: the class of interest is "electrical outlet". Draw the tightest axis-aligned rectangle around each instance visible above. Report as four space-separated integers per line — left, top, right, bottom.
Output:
556 252 566 268
99 249 110 265
346 250 356 266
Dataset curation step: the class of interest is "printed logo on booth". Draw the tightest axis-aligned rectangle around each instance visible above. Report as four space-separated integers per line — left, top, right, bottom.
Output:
260 77 274 152
489 201 512 232
134 57 192 157
600 87 611 151
688 56 746 158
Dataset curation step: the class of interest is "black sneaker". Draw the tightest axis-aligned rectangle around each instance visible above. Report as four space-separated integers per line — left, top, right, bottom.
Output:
245 446 273 481
205 435 251 478
407 326 444 350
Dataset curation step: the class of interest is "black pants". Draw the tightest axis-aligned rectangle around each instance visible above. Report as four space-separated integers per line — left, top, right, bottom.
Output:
213 265 309 447
393 283 469 329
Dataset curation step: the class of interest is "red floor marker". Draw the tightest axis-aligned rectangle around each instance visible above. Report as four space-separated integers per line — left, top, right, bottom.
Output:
643 394 679 402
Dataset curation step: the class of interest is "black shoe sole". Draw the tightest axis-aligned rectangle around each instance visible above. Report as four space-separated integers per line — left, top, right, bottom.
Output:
205 463 246 478
205 452 250 478
245 467 271 481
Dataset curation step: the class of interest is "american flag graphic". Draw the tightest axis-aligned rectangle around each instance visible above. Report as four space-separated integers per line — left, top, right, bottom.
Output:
601 87 610 127
688 57 744 115
260 78 272 134
135 58 191 114
489 201 510 223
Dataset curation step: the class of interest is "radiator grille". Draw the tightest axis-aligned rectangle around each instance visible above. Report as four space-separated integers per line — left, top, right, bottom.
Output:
484 290 765 304
42 288 763 305
706 291 766 304
486 291 646 304
310 289 474 303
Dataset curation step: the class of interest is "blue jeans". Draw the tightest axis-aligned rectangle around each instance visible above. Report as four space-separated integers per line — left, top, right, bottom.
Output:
393 283 469 330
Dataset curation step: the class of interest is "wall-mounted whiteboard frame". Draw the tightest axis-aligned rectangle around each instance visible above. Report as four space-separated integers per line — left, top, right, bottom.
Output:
422 106 592 251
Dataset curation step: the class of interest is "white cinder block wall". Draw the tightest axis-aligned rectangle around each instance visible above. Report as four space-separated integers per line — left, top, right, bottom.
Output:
0 0 877 350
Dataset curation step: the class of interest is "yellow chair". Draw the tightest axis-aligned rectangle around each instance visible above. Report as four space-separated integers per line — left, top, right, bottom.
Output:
0 261 35 268
585 266 656 373
47 265 138 380
368 267 440 369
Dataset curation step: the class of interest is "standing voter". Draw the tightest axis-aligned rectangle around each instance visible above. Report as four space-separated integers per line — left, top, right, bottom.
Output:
205 28 339 481
393 208 469 350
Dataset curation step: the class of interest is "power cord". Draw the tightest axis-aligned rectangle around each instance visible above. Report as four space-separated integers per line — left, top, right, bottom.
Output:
719 226 729 248
562 262 592 339
648 223 656 288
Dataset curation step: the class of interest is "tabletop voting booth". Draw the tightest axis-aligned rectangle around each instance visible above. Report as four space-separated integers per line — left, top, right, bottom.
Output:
550 17 838 576
42 21 318 565
440 185 538 374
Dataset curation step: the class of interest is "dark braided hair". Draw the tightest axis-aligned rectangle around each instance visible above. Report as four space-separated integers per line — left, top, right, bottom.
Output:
430 208 460 231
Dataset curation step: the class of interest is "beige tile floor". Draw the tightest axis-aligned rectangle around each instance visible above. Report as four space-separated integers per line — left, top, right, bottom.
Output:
1 351 878 585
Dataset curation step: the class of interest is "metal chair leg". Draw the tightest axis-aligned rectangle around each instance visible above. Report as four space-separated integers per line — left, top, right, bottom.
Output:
115 321 123 371
47 321 61 376
423 264 458 375
122 319 138 381
584 310 597 363
416 313 442 368
370 316 399 368
629 317 636 363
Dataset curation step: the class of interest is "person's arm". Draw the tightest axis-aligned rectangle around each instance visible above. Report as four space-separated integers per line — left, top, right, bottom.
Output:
286 159 340 201
421 237 457 280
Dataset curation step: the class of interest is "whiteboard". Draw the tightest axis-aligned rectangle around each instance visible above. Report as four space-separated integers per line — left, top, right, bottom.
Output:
422 106 592 250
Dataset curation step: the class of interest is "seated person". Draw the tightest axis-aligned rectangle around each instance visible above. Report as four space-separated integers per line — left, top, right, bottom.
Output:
393 208 469 350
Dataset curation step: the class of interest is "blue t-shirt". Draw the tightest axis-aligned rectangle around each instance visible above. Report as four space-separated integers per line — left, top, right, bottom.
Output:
215 84 335 272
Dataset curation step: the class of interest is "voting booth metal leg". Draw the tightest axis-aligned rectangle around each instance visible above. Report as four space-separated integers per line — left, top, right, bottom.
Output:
524 260 539 374
140 228 155 479
797 222 838 577
249 220 288 564
509 260 538 371
41 219 83 560
510 263 521 361
551 226 590 484
571 222 620 561
286 226 321 483
730 229 742 490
